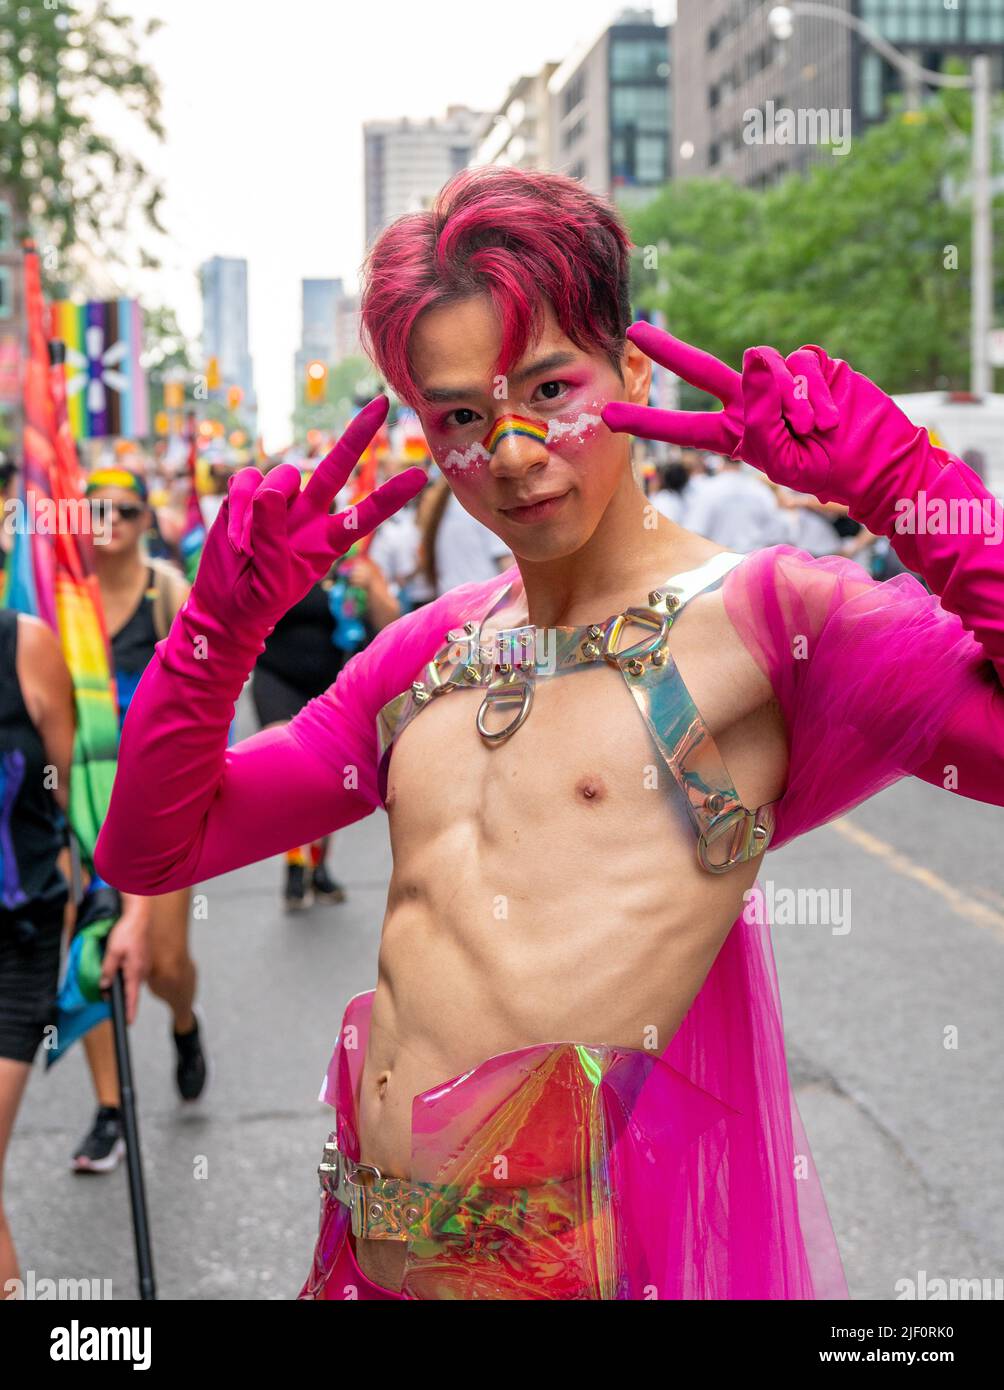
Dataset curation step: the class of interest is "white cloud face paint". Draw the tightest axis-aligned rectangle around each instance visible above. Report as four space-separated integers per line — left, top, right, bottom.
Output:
442 442 491 475
544 411 603 447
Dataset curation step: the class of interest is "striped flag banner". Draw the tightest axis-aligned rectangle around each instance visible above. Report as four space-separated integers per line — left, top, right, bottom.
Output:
54 298 149 441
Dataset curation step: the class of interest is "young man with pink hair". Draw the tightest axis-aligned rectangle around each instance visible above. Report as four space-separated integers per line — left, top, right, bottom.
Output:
96 167 1004 1300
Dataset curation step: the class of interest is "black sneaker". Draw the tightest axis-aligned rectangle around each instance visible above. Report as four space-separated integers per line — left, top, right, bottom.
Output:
173 1014 208 1102
284 862 313 912
311 864 346 904
72 1106 125 1174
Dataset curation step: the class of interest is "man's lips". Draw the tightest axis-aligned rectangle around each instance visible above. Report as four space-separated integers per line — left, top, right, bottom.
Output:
499 489 572 522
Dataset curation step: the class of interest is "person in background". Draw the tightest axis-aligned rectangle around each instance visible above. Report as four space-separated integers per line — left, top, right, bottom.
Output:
684 455 785 552
419 475 513 596
775 489 844 557
367 456 435 612
0 609 148 1290
72 467 206 1174
650 460 691 524
251 468 402 912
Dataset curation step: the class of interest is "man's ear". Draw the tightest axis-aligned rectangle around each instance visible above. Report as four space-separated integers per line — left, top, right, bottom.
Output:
620 337 653 406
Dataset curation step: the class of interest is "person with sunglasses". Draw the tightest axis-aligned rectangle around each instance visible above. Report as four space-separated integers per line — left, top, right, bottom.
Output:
71 468 207 1175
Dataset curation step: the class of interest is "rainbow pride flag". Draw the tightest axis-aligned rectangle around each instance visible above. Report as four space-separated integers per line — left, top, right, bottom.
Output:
4 246 122 1060
53 297 149 441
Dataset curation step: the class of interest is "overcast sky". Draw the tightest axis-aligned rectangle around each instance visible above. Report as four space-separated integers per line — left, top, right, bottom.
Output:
111 0 675 447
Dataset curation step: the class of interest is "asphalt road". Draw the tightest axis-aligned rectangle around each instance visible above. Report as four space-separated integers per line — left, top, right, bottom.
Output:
8 704 1004 1301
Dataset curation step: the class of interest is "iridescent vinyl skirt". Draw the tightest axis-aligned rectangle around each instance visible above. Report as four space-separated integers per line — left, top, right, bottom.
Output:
299 897 848 1301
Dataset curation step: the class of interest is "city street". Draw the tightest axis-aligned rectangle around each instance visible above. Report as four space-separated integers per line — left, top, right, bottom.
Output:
7 692 1004 1301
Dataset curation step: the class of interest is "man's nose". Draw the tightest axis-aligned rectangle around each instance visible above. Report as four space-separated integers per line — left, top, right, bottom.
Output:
488 417 550 477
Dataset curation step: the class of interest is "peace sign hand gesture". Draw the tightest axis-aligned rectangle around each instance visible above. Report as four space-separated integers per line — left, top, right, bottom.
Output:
193 396 426 640
602 321 924 511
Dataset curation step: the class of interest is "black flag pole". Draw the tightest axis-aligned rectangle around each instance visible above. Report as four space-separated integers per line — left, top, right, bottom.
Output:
109 970 156 1300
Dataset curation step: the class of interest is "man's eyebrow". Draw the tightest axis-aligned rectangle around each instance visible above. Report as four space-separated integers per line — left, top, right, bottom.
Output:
421 384 483 404
509 351 579 384
420 351 580 404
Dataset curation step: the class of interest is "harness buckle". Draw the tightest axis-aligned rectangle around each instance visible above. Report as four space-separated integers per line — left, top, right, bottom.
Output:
697 806 773 873
476 678 534 745
601 607 669 666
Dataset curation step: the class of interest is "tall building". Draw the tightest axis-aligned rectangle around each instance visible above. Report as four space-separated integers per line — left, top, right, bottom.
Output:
293 278 362 400
364 106 485 244
548 8 672 206
673 0 1004 189
199 256 255 406
299 278 341 364
471 65 560 169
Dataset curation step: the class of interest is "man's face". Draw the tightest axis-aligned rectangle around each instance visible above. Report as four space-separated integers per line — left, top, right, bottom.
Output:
410 295 651 562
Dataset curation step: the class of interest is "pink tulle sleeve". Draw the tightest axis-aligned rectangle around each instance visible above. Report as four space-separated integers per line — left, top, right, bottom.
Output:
722 545 1003 850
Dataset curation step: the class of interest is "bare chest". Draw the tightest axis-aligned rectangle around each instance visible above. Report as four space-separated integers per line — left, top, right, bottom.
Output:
384 590 788 851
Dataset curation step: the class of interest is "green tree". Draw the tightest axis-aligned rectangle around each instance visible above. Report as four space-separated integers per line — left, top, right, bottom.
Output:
630 90 1002 400
143 303 195 424
0 0 165 270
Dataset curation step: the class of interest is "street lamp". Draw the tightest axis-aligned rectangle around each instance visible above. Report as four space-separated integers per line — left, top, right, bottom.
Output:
768 3 995 397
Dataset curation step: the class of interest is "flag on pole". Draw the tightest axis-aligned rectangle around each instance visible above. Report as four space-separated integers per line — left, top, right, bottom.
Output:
3 244 122 1061
53 297 149 441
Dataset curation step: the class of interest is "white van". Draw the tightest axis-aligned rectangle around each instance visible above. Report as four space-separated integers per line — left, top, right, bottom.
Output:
892 391 1004 500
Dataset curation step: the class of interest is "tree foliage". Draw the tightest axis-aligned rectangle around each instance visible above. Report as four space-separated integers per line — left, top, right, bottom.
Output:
629 90 1003 401
0 0 165 269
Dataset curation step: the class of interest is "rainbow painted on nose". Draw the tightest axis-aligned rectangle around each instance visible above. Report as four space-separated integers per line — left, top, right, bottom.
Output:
482 414 549 454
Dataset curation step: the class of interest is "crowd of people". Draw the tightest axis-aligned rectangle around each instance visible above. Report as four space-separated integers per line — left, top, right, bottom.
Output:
644 446 909 579
0 425 521 1289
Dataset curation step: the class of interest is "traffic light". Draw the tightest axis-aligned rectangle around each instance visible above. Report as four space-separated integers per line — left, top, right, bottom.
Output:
306 359 328 405
227 384 244 412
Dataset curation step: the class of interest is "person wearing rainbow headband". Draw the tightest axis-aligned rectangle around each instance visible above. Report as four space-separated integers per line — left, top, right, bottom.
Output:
96 168 1004 1299
73 467 207 1174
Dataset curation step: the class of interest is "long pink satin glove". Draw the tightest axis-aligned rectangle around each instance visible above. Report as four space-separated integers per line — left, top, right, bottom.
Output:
604 323 1004 683
94 398 427 893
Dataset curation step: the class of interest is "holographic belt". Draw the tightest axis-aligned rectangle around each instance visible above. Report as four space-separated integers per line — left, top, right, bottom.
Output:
317 1135 579 1244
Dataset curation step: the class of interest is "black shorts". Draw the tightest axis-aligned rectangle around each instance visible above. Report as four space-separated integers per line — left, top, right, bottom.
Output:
0 901 66 1064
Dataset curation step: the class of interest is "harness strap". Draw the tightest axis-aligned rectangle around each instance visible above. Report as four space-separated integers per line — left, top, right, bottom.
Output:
603 557 777 872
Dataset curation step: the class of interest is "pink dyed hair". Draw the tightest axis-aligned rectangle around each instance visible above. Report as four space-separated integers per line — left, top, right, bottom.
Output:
361 167 633 408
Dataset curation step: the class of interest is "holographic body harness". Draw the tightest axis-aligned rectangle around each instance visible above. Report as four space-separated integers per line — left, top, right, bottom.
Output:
377 549 776 873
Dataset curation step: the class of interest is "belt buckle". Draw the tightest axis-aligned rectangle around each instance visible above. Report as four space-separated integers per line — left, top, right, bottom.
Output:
345 1160 382 1188
318 1139 341 1196
318 1140 382 1197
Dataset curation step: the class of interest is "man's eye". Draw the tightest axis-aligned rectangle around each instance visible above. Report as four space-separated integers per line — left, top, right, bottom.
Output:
533 380 569 404
447 408 480 428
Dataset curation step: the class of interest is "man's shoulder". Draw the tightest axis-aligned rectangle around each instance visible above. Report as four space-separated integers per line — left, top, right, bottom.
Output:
398 568 516 636
350 568 518 688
